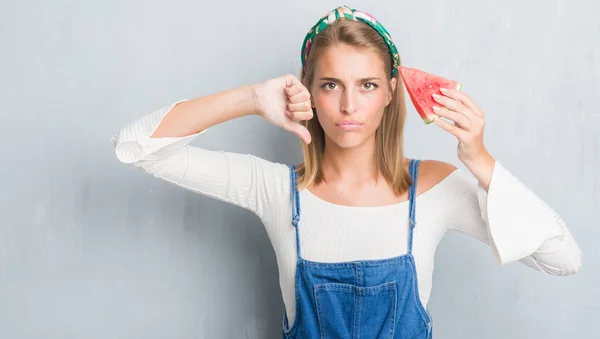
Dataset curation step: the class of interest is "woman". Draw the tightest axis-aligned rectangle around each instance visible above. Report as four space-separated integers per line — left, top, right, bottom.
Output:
112 5 581 338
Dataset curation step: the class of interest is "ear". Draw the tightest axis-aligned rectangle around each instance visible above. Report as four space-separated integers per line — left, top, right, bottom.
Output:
387 77 397 105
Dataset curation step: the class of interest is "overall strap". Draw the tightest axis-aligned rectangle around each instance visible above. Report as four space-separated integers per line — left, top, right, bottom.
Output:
407 159 421 254
289 165 302 260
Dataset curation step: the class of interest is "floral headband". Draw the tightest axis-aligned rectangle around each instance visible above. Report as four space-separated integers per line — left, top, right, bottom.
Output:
300 5 400 77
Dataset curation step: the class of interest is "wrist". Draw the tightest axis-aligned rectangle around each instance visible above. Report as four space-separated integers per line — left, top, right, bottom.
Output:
248 83 263 116
460 150 492 166
461 151 495 191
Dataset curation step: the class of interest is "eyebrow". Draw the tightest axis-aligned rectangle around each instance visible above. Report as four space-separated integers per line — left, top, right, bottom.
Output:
319 77 382 82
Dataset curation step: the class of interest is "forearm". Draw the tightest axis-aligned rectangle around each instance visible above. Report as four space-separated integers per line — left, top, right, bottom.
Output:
150 83 260 138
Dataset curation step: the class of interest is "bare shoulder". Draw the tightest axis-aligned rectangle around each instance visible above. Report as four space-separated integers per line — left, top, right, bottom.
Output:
415 159 458 195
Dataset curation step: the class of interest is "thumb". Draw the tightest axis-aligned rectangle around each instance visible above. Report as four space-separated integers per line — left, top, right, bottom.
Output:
282 119 312 144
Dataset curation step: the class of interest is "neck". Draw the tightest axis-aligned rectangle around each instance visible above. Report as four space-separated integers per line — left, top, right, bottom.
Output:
321 136 379 183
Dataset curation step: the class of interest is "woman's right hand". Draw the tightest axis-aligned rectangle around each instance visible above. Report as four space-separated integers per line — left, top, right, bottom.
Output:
252 74 314 144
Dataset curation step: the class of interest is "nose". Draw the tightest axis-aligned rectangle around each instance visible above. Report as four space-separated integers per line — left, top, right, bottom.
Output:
340 88 357 114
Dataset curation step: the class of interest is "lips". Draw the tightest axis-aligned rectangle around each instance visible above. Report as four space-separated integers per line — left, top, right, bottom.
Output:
335 120 364 130
335 120 363 126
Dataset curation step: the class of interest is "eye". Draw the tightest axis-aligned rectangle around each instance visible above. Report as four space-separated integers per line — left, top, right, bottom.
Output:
363 82 378 90
321 82 338 90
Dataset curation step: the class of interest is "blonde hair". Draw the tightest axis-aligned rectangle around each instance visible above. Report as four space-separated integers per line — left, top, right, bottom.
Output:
296 19 412 195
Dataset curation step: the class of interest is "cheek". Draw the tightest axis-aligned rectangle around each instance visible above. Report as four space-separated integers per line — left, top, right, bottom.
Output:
361 93 388 118
313 94 338 120
314 91 334 106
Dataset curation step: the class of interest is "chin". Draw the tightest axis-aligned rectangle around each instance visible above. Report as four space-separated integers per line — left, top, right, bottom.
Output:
327 132 372 149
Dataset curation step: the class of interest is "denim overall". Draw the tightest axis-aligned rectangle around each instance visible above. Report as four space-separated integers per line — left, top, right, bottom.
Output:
282 159 433 339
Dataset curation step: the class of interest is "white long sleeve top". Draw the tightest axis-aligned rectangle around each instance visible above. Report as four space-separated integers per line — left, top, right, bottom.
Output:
111 99 582 324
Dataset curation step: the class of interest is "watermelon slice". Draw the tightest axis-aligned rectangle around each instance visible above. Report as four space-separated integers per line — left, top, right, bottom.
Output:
399 66 462 124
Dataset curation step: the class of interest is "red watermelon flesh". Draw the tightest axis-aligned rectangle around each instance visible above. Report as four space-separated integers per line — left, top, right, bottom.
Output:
399 66 462 124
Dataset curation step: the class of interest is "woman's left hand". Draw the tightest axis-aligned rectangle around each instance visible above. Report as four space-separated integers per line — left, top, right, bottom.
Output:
431 87 489 163
431 87 496 191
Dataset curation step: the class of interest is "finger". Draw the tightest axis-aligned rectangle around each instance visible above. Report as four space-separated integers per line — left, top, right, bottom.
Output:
439 88 483 118
287 88 310 104
286 109 313 121
432 105 471 130
433 115 467 140
282 119 312 144
287 100 312 112
432 93 468 117
285 85 305 98
286 110 313 125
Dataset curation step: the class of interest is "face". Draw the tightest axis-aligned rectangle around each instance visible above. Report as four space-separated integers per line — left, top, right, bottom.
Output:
310 43 397 149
